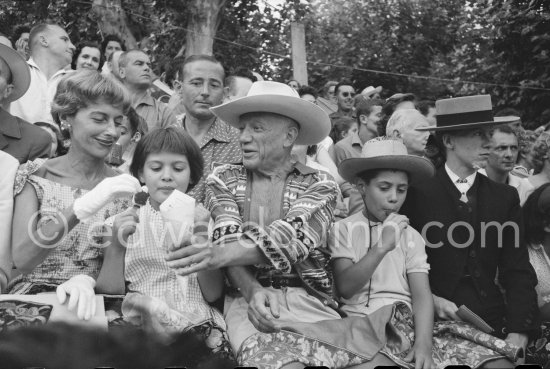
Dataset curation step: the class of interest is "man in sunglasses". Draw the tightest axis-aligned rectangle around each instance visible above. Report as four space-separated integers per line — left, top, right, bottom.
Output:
329 79 355 122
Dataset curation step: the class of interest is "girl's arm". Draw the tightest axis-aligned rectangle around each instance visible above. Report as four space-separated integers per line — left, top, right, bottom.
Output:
407 272 435 369
95 208 138 294
12 183 79 274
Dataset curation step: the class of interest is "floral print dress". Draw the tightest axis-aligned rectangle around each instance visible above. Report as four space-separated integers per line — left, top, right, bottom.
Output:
7 159 131 294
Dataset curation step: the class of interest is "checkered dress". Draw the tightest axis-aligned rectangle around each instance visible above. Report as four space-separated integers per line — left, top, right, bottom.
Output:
124 200 225 329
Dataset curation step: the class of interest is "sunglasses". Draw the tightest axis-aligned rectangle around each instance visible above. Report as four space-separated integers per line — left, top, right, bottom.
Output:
341 92 356 98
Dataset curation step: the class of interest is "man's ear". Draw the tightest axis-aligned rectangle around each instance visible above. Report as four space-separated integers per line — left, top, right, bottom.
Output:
358 114 367 125
1 84 14 100
39 34 48 47
442 133 454 150
284 125 300 148
119 66 126 79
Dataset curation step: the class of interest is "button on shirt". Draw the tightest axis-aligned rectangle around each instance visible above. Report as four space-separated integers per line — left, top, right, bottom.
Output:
10 59 71 125
445 164 476 202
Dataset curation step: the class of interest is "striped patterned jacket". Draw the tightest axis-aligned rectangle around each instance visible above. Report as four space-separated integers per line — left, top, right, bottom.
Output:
205 162 339 299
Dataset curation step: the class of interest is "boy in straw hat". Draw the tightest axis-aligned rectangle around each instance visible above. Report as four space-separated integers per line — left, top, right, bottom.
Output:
401 95 539 367
165 81 409 368
331 136 523 368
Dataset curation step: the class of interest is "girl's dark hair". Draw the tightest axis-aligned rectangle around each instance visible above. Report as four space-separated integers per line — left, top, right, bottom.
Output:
129 127 204 191
126 107 147 136
523 182 550 246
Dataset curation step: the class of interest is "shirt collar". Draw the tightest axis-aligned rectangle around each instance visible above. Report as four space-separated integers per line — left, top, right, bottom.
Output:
133 91 155 107
200 118 234 145
445 163 476 187
293 161 318 175
27 58 70 79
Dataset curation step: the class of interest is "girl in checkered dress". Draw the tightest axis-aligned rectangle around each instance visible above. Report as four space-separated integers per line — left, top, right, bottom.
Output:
96 127 233 359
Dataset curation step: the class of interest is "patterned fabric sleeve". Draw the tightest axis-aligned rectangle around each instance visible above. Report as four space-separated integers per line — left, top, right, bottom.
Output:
13 158 47 196
243 172 338 273
205 164 244 245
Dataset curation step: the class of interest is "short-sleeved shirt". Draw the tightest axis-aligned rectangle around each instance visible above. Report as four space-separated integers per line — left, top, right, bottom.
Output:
328 211 430 316
332 132 363 167
134 91 178 130
185 118 242 205
10 58 70 125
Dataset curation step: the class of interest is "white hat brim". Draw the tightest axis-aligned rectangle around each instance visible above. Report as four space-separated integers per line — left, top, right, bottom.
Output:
339 155 435 184
0 44 30 103
210 94 331 145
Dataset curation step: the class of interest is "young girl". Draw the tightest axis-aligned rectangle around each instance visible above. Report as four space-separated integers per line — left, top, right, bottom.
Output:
96 127 232 358
330 137 523 369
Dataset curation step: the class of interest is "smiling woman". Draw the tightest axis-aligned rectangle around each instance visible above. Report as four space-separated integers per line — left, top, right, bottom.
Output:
71 41 103 71
7 71 140 321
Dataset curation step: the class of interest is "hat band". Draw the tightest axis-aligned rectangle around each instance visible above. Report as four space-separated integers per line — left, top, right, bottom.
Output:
436 109 494 127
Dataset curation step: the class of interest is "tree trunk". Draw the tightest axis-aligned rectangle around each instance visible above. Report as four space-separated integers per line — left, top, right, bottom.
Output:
186 0 227 57
92 0 138 49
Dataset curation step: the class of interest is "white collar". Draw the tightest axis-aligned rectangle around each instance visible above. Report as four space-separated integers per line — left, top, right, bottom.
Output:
445 164 477 187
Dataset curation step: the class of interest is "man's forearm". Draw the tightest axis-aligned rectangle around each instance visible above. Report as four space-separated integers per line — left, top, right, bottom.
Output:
226 266 262 301
217 237 269 268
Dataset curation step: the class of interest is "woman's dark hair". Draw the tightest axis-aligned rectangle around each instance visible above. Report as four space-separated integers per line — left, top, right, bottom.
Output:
523 183 550 246
101 34 126 55
130 127 204 191
71 41 104 70
357 168 410 185
126 107 148 136
298 85 318 99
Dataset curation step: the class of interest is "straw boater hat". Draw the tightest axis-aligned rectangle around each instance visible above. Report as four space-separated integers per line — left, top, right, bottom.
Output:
210 81 331 145
339 137 435 184
416 94 520 132
0 44 30 103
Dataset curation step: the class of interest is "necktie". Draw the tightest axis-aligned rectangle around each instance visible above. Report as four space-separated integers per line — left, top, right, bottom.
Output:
456 179 469 202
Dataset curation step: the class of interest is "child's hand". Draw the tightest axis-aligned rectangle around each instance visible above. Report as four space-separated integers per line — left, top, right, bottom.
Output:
378 213 409 254
405 342 435 369
113 207 139 247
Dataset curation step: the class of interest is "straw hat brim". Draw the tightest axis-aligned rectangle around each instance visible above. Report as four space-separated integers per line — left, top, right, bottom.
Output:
339 155 435 184
0 45 30 103
416 116 520 132
210 94 331 145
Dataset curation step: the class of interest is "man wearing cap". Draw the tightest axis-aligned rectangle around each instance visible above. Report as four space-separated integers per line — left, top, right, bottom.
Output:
166 81 384 368
9 23 75 126
401 95 540 364
0 44 51 163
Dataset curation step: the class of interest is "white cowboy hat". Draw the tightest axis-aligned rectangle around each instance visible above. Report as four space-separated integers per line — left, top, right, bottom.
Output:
361 85 382 98
0 44 30 103
339 137 435 184
416 94 520 132
210 81 331 145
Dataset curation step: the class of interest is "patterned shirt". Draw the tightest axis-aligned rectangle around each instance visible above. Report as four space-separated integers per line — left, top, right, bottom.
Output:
205 162 338 297
186 118 242 205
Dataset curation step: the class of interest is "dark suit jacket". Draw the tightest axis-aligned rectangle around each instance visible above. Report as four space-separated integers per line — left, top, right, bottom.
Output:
0 108 51 163
401 166 539 337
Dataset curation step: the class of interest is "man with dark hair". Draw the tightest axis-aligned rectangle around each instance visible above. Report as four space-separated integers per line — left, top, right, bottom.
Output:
402 95 539 367
119 49 177 130
12 25 30 60
329 79 355 121
378 92 416 136
9 23 75 125
417 99 436 125
223 67 256 102
478 124 532 205
297 85 317 104
179 54 241 204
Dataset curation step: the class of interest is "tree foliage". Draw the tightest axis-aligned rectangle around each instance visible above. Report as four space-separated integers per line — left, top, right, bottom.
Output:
0 0 548 126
